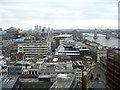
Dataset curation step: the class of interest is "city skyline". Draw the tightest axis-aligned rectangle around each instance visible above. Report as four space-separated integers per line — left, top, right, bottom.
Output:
0 0 118 30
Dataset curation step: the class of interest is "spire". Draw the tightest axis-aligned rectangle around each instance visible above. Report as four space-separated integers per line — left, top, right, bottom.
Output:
93 28 97 39
106 28 110 39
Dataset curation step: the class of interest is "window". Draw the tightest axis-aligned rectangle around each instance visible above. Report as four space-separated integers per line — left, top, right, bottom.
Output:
35 71 38 75
19 47 22 49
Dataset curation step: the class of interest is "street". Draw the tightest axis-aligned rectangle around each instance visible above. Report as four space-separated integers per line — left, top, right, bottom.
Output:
87 63 106 88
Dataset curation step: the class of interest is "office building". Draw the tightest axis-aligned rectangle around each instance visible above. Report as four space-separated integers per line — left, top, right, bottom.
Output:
35 25 41 31
38 75 56 82
54 34 73 40
18 41 49 57
50 74 77 89
0 30 2 56
53 37 60 48
2 76 20 90
106 48 120 89
55 44 89 60
2 34 14 40
7 66 22 75
0 56 6 70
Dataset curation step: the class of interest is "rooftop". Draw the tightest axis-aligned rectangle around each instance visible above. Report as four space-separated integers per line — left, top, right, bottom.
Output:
38 75 56 78
50 74 75 89
14 60 33 66
0 56 5 60
53 58 58 62
55 34 72 38
2 76 19 89
20 78 38 82
29 62 74 73
58 51 80 53
79 49 90 51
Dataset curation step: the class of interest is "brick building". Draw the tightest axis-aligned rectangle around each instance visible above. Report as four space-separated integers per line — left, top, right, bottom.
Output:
106 48 120 89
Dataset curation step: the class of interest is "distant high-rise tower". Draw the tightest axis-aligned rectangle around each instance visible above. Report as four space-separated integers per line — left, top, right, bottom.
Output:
35 25 38 31
35 25 41 31
106 28 110 39
47 27 52 53
0 30 2 56
93 28 97 39
39 26 41 31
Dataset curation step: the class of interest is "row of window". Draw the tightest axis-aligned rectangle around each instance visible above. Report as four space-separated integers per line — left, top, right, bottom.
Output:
23 71 74 75
8 72 21 75
8 68 21 71
107 72 120 82
24 49 48 52
107 77 120 89
107 63 120 73
107 68 120 79
107 58 120 68
23 47 48 48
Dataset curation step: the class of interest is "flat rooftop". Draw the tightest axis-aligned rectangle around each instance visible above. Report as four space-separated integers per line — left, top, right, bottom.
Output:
55 34 72 38
50 74 75 89
58 51 80 53
2 76 19 89
28 62 74 73
20 78 38 82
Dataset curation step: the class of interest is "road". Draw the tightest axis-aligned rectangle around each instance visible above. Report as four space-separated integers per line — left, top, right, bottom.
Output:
87 63 107 88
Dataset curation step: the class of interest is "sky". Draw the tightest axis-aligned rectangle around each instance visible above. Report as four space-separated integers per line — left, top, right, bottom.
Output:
0 0 119 30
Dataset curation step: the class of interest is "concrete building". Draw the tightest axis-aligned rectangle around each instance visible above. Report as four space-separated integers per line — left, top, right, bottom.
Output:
55 44 89 60
38 75 56 82
17 41 49 57
54 34 73 40
6 27 20 39
60 39 75 50
0 30 2 56
79 47 90 59
0 56 6 70
19 62 77 89
72 61 84 70
19 61 76 79
72 30 83 41
14 39 32 50
2 33 14 40
106 48 120 89
2 76 20 90
74 68 82 86
6 27 19 35
14 60 33 70
84 40 107 62
50 74 77 89
56 50 80 60
8 66 22 75
55 44 80 60
20 76 53 89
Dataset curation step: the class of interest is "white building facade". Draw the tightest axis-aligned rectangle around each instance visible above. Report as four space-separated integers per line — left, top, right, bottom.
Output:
18 41 49 57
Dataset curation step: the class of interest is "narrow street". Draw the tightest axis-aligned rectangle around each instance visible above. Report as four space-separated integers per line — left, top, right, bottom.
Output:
87 63 106 88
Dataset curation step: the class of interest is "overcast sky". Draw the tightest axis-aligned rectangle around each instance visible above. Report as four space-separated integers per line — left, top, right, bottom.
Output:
0 0 119 30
